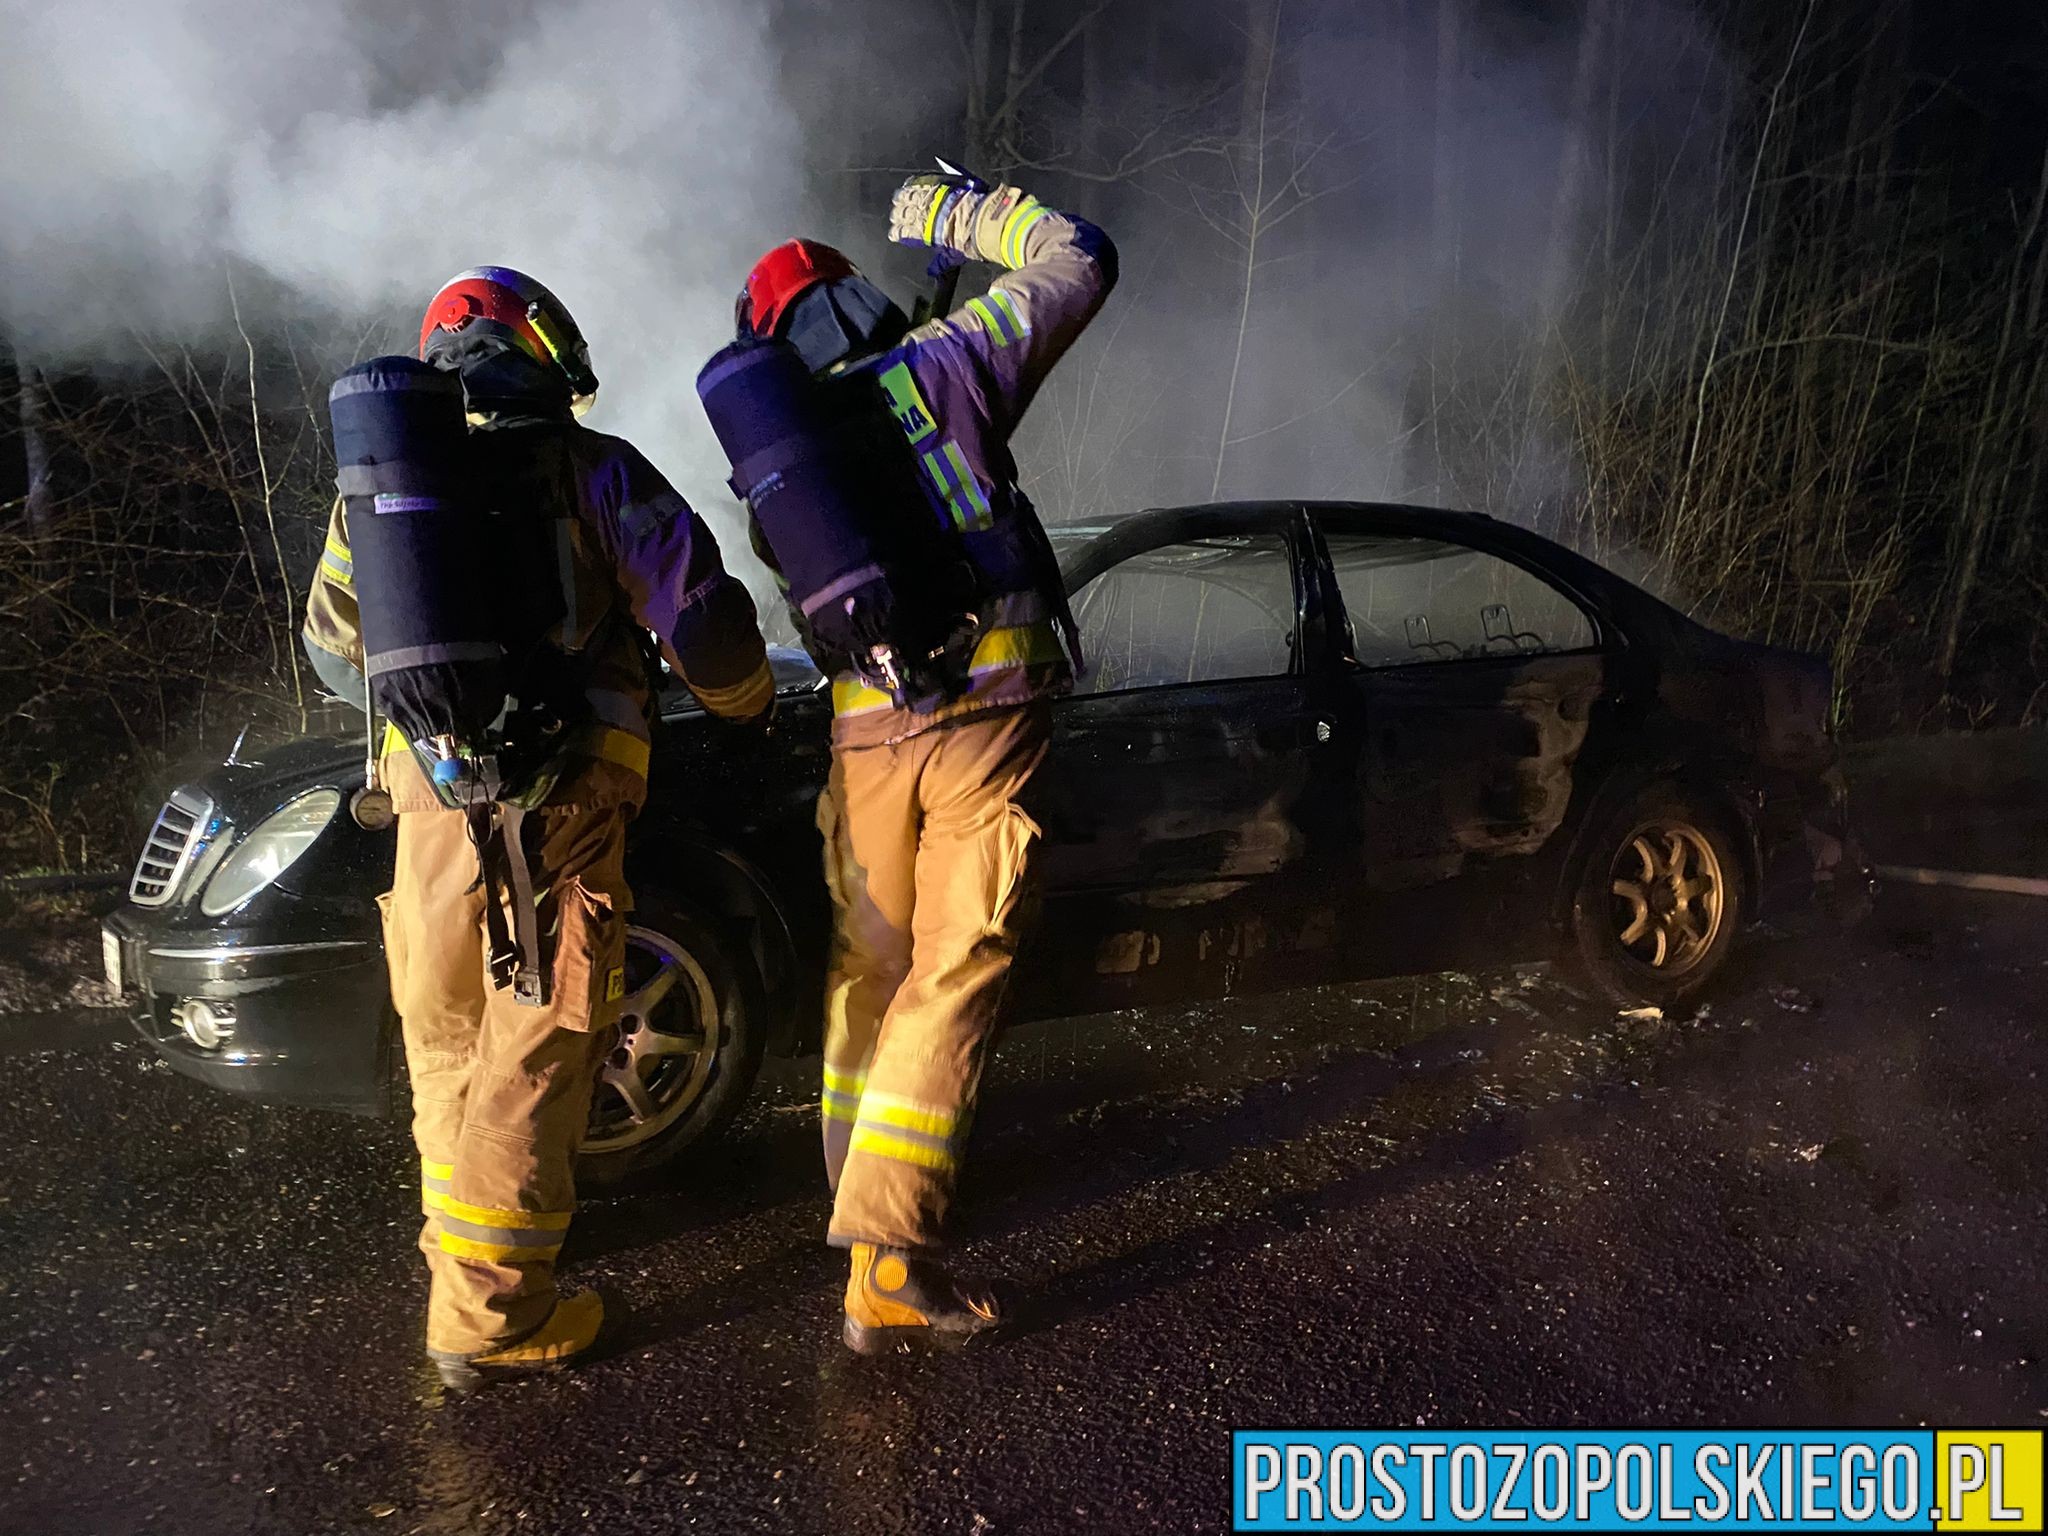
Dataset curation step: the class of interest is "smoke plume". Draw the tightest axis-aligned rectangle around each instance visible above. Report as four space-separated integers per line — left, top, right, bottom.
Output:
0 0 1729 569
0 0 808 561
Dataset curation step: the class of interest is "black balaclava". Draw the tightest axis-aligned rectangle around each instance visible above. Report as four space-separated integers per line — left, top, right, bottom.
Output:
422 325 576 426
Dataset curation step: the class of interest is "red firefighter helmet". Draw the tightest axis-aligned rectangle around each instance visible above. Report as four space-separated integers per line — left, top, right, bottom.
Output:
418 266 599 402
737 239 859 339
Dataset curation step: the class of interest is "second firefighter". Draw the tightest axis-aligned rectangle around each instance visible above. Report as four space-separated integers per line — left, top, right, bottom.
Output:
714 175 1117 1351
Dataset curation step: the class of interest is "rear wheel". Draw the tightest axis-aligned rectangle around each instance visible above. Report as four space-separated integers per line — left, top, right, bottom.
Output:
575 900 764 1190
1564 783 1746 1009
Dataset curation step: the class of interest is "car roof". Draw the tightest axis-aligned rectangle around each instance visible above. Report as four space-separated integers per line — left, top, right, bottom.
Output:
1054 501 1696 644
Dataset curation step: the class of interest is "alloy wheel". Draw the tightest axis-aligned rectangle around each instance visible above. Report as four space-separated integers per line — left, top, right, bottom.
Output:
583 924 720 1153
1607 820 1727 975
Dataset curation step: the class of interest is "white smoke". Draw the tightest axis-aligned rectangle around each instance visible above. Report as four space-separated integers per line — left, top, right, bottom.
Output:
0 0 1732 573
0 0 808 567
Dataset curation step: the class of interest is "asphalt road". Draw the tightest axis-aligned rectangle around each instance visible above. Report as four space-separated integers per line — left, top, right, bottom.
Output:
2 886 2044 1535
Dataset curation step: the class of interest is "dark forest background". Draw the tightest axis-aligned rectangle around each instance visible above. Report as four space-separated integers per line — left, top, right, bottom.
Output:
3 0 2045 872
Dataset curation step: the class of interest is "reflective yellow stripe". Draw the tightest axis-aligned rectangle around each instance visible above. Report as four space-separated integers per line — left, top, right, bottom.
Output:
437 1231 564 1264
965 295 1012 347
830 622 1062 717
831 677 895 716
422 1190 573 1231
320 554 353 588
383 721 649 778
920 447 970 531
999 196 1047 268
579 726 650 777
989 287 1028 336
821 1092 860 1125
848 1126 958 1171
856 1090 955 1139
421 1159 454 1181
941 441 992 528
822 1064 867 1094
922 187 948 245
689 660 773 721
969 621 1062 673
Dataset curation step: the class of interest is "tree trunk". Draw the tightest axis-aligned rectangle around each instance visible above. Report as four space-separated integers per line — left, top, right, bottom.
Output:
996 0 1030 169
1537 0 1610 336
965 0 997 168
1212 0 1283 501
1238 0 1281 140
1078 2 1109 171
16 352 53 535
1431 0 1463 290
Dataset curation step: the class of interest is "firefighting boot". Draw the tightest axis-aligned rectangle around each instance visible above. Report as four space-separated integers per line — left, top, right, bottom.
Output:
432 1290 607 1392
842 1243 1003 1355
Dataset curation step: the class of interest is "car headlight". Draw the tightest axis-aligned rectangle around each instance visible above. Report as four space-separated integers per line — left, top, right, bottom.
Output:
200 789 342 916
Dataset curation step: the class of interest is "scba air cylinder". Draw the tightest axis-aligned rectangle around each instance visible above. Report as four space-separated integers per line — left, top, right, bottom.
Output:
327 356 505 749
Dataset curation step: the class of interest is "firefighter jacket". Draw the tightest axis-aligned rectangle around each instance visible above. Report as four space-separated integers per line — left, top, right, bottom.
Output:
304 412 772 814
783 186 1117 751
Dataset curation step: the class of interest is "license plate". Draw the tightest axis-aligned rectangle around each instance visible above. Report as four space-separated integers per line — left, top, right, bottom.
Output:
102 927 124 994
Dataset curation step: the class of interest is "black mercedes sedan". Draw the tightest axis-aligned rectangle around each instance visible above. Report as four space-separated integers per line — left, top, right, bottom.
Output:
101 502 1860 1185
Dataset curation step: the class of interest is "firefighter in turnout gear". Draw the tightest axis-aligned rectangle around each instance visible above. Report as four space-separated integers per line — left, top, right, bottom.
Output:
302 267 772 1388
726 177 1117 1351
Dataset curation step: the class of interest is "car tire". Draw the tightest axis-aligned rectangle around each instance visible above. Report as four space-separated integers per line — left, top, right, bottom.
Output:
575 898 765 1191
1562 782 1747 1010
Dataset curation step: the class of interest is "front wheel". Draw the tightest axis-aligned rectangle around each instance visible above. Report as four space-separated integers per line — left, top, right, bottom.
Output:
1563 783 1747 1010
575 900 764 1190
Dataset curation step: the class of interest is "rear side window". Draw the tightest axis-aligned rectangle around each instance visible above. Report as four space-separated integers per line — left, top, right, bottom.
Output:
1070 534 1295 693
1325 532 1595 667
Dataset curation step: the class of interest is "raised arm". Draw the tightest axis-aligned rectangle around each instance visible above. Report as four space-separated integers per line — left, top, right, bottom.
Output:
889 176 1119 434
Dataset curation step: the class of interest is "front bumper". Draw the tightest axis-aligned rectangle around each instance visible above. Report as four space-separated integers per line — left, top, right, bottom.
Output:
102 911 394 1115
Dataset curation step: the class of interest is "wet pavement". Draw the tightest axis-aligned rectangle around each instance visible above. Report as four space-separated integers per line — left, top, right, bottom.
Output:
3 885 2045 1534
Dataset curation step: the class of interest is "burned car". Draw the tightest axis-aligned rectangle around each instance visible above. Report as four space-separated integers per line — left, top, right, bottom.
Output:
102 502 1856 1183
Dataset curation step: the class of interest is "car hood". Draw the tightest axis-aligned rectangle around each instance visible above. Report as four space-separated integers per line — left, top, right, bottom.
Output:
176 734 364 826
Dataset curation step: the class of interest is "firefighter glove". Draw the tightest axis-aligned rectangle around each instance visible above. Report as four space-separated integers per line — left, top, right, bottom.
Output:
889 173 984 257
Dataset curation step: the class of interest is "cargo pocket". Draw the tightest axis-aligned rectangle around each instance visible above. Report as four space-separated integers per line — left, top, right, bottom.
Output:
549 877 625 1032
816 787 852 915
373 890 407 1009
985 803 1043 941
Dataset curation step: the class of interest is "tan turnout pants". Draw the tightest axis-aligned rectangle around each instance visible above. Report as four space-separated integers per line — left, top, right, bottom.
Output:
378 795 630 1358
818 703 1050 1253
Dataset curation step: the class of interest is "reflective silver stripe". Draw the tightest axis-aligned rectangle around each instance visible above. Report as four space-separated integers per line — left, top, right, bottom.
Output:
434 1212 564 1249
799 563 886 619
364 641 500 676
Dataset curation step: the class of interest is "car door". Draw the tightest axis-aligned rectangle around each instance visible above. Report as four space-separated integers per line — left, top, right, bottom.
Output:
1314 515 1612 974
1011 507 1345 1016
